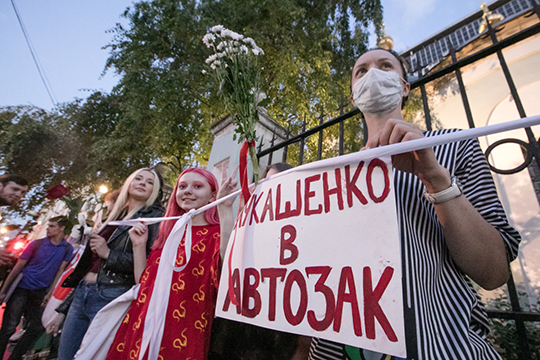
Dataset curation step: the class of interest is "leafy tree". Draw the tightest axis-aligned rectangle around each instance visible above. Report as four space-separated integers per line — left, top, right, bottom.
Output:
56 91 156 189
104 0 212 173
0 92 161 214
2 0 384 214
103 0 383 167
0 106 78 211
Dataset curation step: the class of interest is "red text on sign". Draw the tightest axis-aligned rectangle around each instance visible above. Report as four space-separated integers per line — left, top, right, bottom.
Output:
222 265 397 342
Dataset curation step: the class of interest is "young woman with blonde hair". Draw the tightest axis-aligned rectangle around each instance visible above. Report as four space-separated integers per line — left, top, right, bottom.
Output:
56 168 165 360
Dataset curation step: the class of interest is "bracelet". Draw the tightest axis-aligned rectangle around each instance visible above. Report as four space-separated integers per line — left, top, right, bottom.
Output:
423 176 462 204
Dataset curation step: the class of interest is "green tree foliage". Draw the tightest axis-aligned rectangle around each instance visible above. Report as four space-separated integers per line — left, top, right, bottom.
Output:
104 0 213 173
57 91 156 189
201 0 381 164
104 0 383 166
0 106 81 211
0 91 160 213
2 0 383 212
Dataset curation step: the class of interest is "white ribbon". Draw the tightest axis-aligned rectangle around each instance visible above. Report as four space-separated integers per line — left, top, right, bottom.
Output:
108 215 183 226
138 209 196 360
296 115 540 172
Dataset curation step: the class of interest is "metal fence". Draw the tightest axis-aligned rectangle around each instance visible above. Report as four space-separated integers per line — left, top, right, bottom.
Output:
256 1 540 357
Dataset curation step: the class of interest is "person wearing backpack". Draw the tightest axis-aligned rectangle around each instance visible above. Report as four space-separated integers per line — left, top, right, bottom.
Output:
0 216 73 360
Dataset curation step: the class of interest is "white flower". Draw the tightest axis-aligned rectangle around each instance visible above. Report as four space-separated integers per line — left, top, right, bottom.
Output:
240 45 249 54
211 25 224 33
252 48 262 56
202 33 216 47
243 37 257 48
213 60 222 67
202 69 207 74
217 52 226 58
217 42 225 50
205 54 218 64
210 63 216 70
221 29 232 38
255 91 267 104
230 31 243 41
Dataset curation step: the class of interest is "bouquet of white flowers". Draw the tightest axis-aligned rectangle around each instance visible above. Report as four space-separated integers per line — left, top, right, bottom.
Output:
203 25 267 185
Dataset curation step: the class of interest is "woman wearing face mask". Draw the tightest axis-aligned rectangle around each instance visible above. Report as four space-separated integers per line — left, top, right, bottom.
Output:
309 49 521 360
55 168 165 360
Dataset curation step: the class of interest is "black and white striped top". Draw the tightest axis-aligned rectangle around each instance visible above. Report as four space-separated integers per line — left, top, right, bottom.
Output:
309 129 521 360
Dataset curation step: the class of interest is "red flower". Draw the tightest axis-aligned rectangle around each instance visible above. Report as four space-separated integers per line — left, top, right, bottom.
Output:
45 184 71 199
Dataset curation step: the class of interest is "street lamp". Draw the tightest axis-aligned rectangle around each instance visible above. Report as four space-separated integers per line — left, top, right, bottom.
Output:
99 185 108 194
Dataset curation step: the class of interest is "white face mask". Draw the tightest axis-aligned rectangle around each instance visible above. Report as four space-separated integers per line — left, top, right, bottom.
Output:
352 68 406 115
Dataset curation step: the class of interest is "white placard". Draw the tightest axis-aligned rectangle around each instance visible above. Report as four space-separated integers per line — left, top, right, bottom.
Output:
216 156 406 358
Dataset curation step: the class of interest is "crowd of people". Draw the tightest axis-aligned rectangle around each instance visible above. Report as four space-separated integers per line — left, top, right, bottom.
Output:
0 48 521 360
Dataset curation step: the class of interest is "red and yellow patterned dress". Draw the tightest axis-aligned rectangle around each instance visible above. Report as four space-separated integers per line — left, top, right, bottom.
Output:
106 224 221 360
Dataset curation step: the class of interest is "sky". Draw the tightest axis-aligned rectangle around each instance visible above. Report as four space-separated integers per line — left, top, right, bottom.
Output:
0 0 486 112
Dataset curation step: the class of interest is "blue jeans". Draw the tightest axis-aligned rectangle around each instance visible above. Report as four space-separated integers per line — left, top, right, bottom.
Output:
0 287 47 360
57 281 130 360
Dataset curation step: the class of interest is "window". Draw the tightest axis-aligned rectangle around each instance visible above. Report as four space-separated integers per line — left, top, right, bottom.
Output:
450 33 458 48
462 28 470 42
440 38 448 54
420 51 427 67
434 42 442 61
411 57 417 71
505 3 515 16
428 48 434 64
468 24 476 39
457 32 464 44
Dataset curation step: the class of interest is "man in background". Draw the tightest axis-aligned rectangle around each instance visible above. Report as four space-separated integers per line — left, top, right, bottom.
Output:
0 216 73 360
0 175 28 207
0 174 29 267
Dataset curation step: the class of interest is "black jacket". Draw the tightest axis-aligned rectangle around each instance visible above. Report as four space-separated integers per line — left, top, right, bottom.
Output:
61 203 165 289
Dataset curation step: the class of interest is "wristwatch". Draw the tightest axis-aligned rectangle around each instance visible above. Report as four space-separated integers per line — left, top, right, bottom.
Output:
423 176 462 204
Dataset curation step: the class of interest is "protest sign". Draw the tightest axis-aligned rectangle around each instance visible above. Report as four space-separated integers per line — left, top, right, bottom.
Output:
216 156 406 358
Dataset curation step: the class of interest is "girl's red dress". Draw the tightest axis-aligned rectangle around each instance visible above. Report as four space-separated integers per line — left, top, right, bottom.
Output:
106 224 221 360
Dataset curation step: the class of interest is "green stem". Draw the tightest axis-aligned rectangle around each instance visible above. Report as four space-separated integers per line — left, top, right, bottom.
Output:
248 146 259 185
